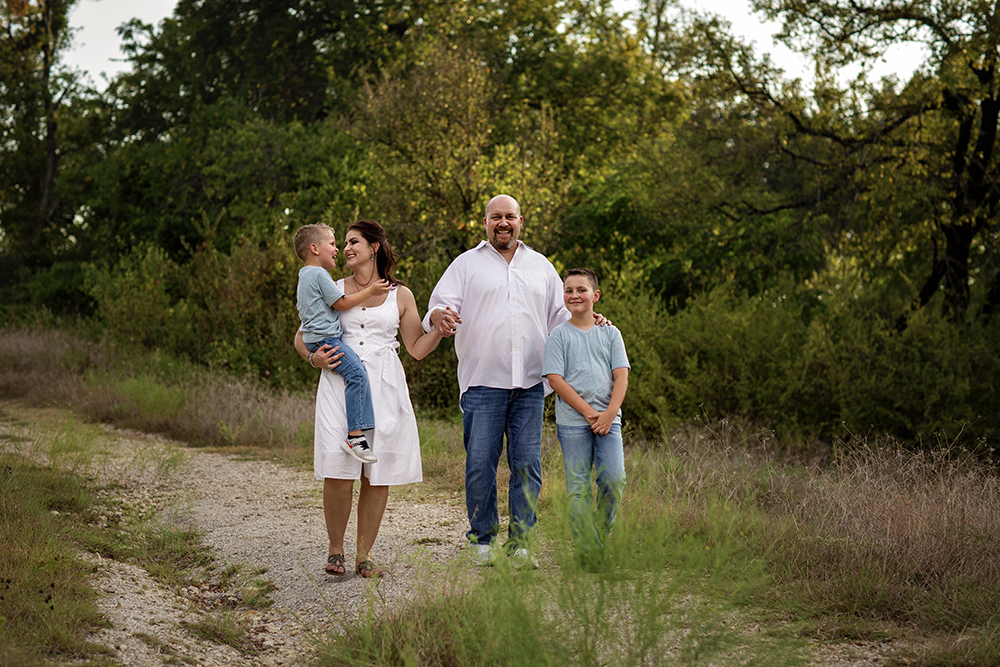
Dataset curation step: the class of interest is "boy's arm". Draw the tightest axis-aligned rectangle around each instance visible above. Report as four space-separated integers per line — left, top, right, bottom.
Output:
545 374 601 425
331 280 391 311
592 367 629 435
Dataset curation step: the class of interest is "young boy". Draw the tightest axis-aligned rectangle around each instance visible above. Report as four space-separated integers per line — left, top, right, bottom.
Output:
294 223 389 464
542 268 630 571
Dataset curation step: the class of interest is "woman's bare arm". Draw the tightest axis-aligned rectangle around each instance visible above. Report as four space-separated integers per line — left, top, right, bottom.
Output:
396 286 444 360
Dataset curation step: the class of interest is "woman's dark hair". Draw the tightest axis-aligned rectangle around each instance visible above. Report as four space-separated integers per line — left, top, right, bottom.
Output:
348 220 402 285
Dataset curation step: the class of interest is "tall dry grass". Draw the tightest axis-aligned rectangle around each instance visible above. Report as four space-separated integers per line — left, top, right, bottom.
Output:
636 417 1000 635
0 328 313 453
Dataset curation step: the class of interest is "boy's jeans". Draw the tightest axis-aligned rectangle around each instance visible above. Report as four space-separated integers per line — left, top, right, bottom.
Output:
557 423 626 556
306 337 375 433
460 384 544 548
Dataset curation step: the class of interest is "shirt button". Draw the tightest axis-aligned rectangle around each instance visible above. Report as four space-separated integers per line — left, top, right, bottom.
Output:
359 341 364 345
362 307 366 311
361 324 365 328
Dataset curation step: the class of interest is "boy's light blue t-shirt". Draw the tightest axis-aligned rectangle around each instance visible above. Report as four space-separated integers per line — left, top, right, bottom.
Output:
297 265 345 344
542 322 630 427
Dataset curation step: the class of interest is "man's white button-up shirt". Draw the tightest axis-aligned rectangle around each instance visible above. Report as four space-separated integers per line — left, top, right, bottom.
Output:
423 240 568 398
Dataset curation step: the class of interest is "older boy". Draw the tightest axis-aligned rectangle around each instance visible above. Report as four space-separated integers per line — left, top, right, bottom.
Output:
542 268 630 571
294 223 389 464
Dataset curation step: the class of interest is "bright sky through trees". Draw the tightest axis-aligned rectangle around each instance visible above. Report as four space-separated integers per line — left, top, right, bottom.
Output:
65 0 927 89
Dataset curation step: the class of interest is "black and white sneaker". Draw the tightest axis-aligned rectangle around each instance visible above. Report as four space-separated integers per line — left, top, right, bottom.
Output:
341 434 378 463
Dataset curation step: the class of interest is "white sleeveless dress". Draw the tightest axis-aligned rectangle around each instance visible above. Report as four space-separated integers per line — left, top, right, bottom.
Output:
313 283 422 485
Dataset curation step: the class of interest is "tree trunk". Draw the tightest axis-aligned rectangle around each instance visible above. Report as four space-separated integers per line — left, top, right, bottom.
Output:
31 0 59 246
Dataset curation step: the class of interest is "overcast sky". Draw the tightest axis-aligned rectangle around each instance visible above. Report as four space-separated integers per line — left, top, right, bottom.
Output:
64 0 925 90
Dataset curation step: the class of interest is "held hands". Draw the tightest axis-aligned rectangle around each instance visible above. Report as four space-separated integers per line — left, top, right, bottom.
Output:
432 307 462 337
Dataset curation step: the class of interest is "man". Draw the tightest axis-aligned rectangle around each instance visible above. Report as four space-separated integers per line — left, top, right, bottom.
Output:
423 194 577 568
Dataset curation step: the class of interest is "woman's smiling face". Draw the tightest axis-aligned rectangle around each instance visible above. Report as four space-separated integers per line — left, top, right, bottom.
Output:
343 230 376 271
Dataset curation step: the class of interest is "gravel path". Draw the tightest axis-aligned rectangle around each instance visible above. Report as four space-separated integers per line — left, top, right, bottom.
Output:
2 405 916 666
89 426 471 667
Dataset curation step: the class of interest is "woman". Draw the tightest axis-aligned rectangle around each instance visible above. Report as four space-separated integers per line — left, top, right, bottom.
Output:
294 220 452 577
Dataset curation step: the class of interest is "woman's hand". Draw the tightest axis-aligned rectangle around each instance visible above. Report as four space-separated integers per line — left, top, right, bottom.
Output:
310 344 344 371
294 331 344 371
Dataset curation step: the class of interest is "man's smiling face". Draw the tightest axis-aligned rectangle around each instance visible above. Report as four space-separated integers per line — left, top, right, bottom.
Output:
484 196 522 252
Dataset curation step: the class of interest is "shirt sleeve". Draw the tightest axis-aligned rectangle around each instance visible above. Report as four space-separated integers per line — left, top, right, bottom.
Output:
609 326 630 371
422 255 466 333
317 271 345 307
542 326 566 377
544 262 570 333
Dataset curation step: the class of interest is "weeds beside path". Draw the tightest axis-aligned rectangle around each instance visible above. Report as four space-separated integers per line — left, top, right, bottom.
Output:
1 400 938 667
0 401 468 667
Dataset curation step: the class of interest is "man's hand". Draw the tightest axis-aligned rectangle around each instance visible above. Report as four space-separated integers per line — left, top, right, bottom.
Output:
431 307 462 337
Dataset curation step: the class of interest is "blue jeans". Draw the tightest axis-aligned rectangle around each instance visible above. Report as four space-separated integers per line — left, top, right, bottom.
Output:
461 384 544 547
557 423 625 556
306 337 375 433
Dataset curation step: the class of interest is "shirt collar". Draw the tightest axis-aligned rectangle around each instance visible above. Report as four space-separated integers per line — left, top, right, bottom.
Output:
476 239 526 259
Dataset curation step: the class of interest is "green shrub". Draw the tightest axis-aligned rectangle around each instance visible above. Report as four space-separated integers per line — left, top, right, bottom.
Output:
604 279 999 452
84 243 191 351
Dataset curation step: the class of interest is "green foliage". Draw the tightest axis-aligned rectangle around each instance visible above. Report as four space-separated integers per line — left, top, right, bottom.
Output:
80 118 368 261
605 279 999 450
84 231 306 386
111 0 417 134
84 243 187 350
3 0 998 456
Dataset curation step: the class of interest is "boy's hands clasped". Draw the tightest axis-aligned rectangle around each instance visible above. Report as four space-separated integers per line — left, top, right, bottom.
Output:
586 410 617 436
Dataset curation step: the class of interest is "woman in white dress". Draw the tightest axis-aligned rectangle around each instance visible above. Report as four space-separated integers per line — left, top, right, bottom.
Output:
294 220 454 577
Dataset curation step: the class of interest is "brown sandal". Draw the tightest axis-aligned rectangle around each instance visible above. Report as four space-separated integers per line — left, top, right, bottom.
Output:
325 553 346 575
355 559 383 578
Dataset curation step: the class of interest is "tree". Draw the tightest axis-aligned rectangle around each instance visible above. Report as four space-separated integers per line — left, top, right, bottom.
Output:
0 0 77 253
0 0 113 312
353 0 685 268
109 0 417 138
748 0 1000 320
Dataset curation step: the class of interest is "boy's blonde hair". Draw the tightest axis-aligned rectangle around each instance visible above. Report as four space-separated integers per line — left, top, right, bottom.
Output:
293 223 335 262
564 267 599 292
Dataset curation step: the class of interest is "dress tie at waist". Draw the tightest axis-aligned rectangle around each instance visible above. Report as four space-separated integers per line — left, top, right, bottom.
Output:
367 341 412 416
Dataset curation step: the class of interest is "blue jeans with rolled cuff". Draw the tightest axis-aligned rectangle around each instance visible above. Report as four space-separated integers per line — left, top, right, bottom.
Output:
306 337 375 433
460 384 544 549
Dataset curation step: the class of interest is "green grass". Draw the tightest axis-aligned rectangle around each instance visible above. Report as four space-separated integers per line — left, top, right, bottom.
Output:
315 511 808 667
182 611 252 650
0 452 112 666
0 402 268 665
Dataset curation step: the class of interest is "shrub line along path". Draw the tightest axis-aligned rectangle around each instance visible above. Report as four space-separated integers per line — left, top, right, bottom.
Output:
3 405 904 667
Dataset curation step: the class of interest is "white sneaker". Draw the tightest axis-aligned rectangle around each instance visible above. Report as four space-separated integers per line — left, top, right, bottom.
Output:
341 436 378 463
511 548 539 570
469 543 497 567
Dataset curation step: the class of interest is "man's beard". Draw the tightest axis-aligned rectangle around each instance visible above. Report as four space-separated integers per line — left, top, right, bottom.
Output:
490 228 516 251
